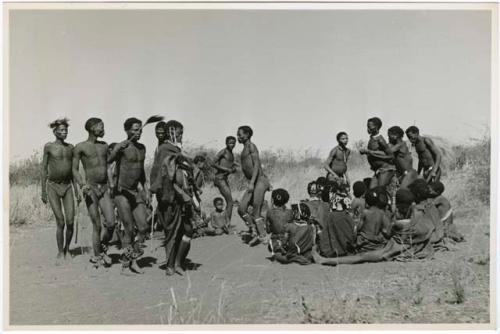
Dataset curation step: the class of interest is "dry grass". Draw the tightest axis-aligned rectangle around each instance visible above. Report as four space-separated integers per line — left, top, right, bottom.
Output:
9 184 54 226
9 136 490 227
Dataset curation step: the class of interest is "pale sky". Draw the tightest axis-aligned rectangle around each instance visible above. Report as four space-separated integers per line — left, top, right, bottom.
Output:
9 9 491 161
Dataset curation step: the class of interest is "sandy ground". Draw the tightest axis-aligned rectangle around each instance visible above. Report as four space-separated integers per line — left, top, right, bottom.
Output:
8 206 490 326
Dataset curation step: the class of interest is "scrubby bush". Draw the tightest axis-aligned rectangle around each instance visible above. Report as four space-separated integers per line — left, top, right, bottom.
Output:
8 135 491 225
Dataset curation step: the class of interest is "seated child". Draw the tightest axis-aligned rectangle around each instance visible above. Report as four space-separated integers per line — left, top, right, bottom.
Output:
316 177 328 202
356 188 391 252
205 197 230 236
306 181 321 201
350 181 367 226
266 189 294 254
363 177 372 192
312 186 445 266
429 181 464 242
273 203 316 265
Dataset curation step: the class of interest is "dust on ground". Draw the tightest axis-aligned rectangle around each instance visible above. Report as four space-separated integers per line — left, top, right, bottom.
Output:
8 206 490 325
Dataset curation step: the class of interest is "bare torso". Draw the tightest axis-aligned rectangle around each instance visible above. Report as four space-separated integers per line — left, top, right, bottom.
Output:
215 148 235 179
74 141 109 184
414 138 435 169
44 142 74 183
367 135 394 170
359 208 385 237
118 142 146 190
328 146 349 175
240 142 263 180
211 211 228 229
391 141 413 174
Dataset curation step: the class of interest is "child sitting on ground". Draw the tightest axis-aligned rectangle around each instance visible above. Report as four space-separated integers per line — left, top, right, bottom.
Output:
266 189 294 255
356 188 391 252
428 181 464 242
316 177 328 201
272 203 316 265
205 197 230 236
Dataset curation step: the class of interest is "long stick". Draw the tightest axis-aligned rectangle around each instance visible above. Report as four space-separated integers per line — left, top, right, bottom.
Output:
150 201 156 252
74 200 79 244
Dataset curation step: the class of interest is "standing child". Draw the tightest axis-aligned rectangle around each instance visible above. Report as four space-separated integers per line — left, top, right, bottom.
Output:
324 132 351 186
273 203 316 265
212 136 238 222
428 181 464 242
266 189 294 255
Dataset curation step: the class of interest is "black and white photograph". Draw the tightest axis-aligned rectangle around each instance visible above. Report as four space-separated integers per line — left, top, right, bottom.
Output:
3 2 498 329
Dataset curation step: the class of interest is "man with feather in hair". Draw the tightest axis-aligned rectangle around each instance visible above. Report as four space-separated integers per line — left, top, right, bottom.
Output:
108 117 150 275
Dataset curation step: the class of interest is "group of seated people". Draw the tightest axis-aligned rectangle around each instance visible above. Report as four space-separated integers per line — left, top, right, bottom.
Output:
258 176 463 266
189 172 464 267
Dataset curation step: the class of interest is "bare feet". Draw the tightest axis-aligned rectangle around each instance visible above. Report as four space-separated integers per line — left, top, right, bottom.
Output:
174 266 184 276
55 252 64 266
248 236 261 247
165 267 175 276
311 247 334 266
101 253 112 266
129 260 144 274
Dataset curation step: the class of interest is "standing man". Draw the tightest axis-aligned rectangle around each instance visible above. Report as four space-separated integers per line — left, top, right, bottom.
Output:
212 136 237 222
151 120 196 276
108 118 149 275
73 118 116 268
42 118 80 264
236 125 271 246
364 126 418 189
149 121 168 230
405 126 442 183
360 117 396 189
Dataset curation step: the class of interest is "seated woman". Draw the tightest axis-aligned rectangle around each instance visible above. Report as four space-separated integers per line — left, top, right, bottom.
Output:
428 181 464 243
273 203 317 265
301 181 329 230
266 188 294 255
316 181 357 258
313 182 446 266
355 188 392 252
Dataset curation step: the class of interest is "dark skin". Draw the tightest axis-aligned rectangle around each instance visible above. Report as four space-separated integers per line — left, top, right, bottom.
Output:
212 139 237 221
360 121 395 188
210 202 229 231
72 121 115 259
324 134 350 184
357 206 391 240
406 131 442 182
312 204 411 266
41 124 79 262
155 127 166 146
367 132 417 188
236 129 270 232
109 122 148 274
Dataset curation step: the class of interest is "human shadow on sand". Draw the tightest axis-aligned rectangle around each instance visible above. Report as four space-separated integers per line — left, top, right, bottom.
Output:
158 259 202 272
137 256 157 268
69 246 92 257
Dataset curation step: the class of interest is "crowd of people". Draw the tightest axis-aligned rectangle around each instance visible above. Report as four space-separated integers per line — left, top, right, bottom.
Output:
40 115 464 276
